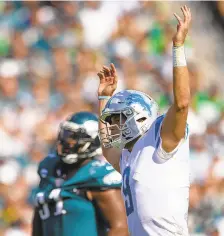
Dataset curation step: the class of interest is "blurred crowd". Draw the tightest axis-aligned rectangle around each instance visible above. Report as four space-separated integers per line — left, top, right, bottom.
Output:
216 1 224 27
0 1 223 236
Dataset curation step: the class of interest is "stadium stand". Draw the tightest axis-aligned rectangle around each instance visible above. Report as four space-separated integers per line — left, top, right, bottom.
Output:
0 2 223 235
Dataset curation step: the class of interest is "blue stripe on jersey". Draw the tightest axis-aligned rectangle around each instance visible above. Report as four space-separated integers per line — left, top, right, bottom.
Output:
154 115 165 148
184 123 189 140
119 154 123 171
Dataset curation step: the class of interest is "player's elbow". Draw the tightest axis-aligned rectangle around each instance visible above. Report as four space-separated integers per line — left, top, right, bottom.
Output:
109 224 129 236
175 88 190 111
175 98 189 111
109 216 129 235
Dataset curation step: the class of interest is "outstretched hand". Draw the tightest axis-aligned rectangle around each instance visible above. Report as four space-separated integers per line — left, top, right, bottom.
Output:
97 63 118 97
173 5 192 46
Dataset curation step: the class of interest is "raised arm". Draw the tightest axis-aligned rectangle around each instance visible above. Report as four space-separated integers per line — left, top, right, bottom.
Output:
161 5 191 152
97 64 121 172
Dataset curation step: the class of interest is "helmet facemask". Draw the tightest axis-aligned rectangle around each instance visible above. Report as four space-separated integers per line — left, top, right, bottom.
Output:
57 121 101 164
100 106 152 149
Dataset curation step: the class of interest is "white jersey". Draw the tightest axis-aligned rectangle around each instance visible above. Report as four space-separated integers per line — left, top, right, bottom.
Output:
120 115 190 236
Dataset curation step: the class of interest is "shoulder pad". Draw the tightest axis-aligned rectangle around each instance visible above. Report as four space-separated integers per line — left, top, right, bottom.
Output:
91 160 107 168
89 160 114 176
89 160 122 187
102 170 122 186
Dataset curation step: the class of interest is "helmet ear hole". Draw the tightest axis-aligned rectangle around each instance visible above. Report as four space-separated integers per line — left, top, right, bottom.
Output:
137 117 147 123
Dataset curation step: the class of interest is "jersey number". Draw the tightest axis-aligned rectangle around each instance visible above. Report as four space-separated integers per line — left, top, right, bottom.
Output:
122 166 134 216
36 189 66 220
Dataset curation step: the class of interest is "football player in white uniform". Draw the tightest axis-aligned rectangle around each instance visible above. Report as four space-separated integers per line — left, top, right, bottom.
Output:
97 5 191 236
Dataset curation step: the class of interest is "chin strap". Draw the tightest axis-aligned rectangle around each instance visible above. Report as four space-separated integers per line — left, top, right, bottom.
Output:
62 153 78 164
78 142 91 153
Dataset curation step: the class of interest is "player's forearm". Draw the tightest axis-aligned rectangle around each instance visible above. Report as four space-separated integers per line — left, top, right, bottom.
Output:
98 100 111 155
98 99 110 155
173 45 190 111
98 99 109 131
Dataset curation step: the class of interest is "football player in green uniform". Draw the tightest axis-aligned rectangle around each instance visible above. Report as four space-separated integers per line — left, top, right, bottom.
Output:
32 112 128 236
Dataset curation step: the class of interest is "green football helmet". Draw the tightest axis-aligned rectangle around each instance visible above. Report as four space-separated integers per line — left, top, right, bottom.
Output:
57 112 102 164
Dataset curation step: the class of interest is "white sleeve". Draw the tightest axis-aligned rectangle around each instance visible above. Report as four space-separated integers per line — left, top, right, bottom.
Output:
155 118 189 161
153 115 189 161
156 138 185 161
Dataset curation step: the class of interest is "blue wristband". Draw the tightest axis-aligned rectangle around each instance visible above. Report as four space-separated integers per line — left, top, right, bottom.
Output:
98 96 111 100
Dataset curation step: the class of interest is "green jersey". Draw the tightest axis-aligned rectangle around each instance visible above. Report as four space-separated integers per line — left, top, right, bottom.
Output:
35 154 122 236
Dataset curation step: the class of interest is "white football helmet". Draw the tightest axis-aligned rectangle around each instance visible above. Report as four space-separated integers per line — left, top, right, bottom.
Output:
100 90 159 149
